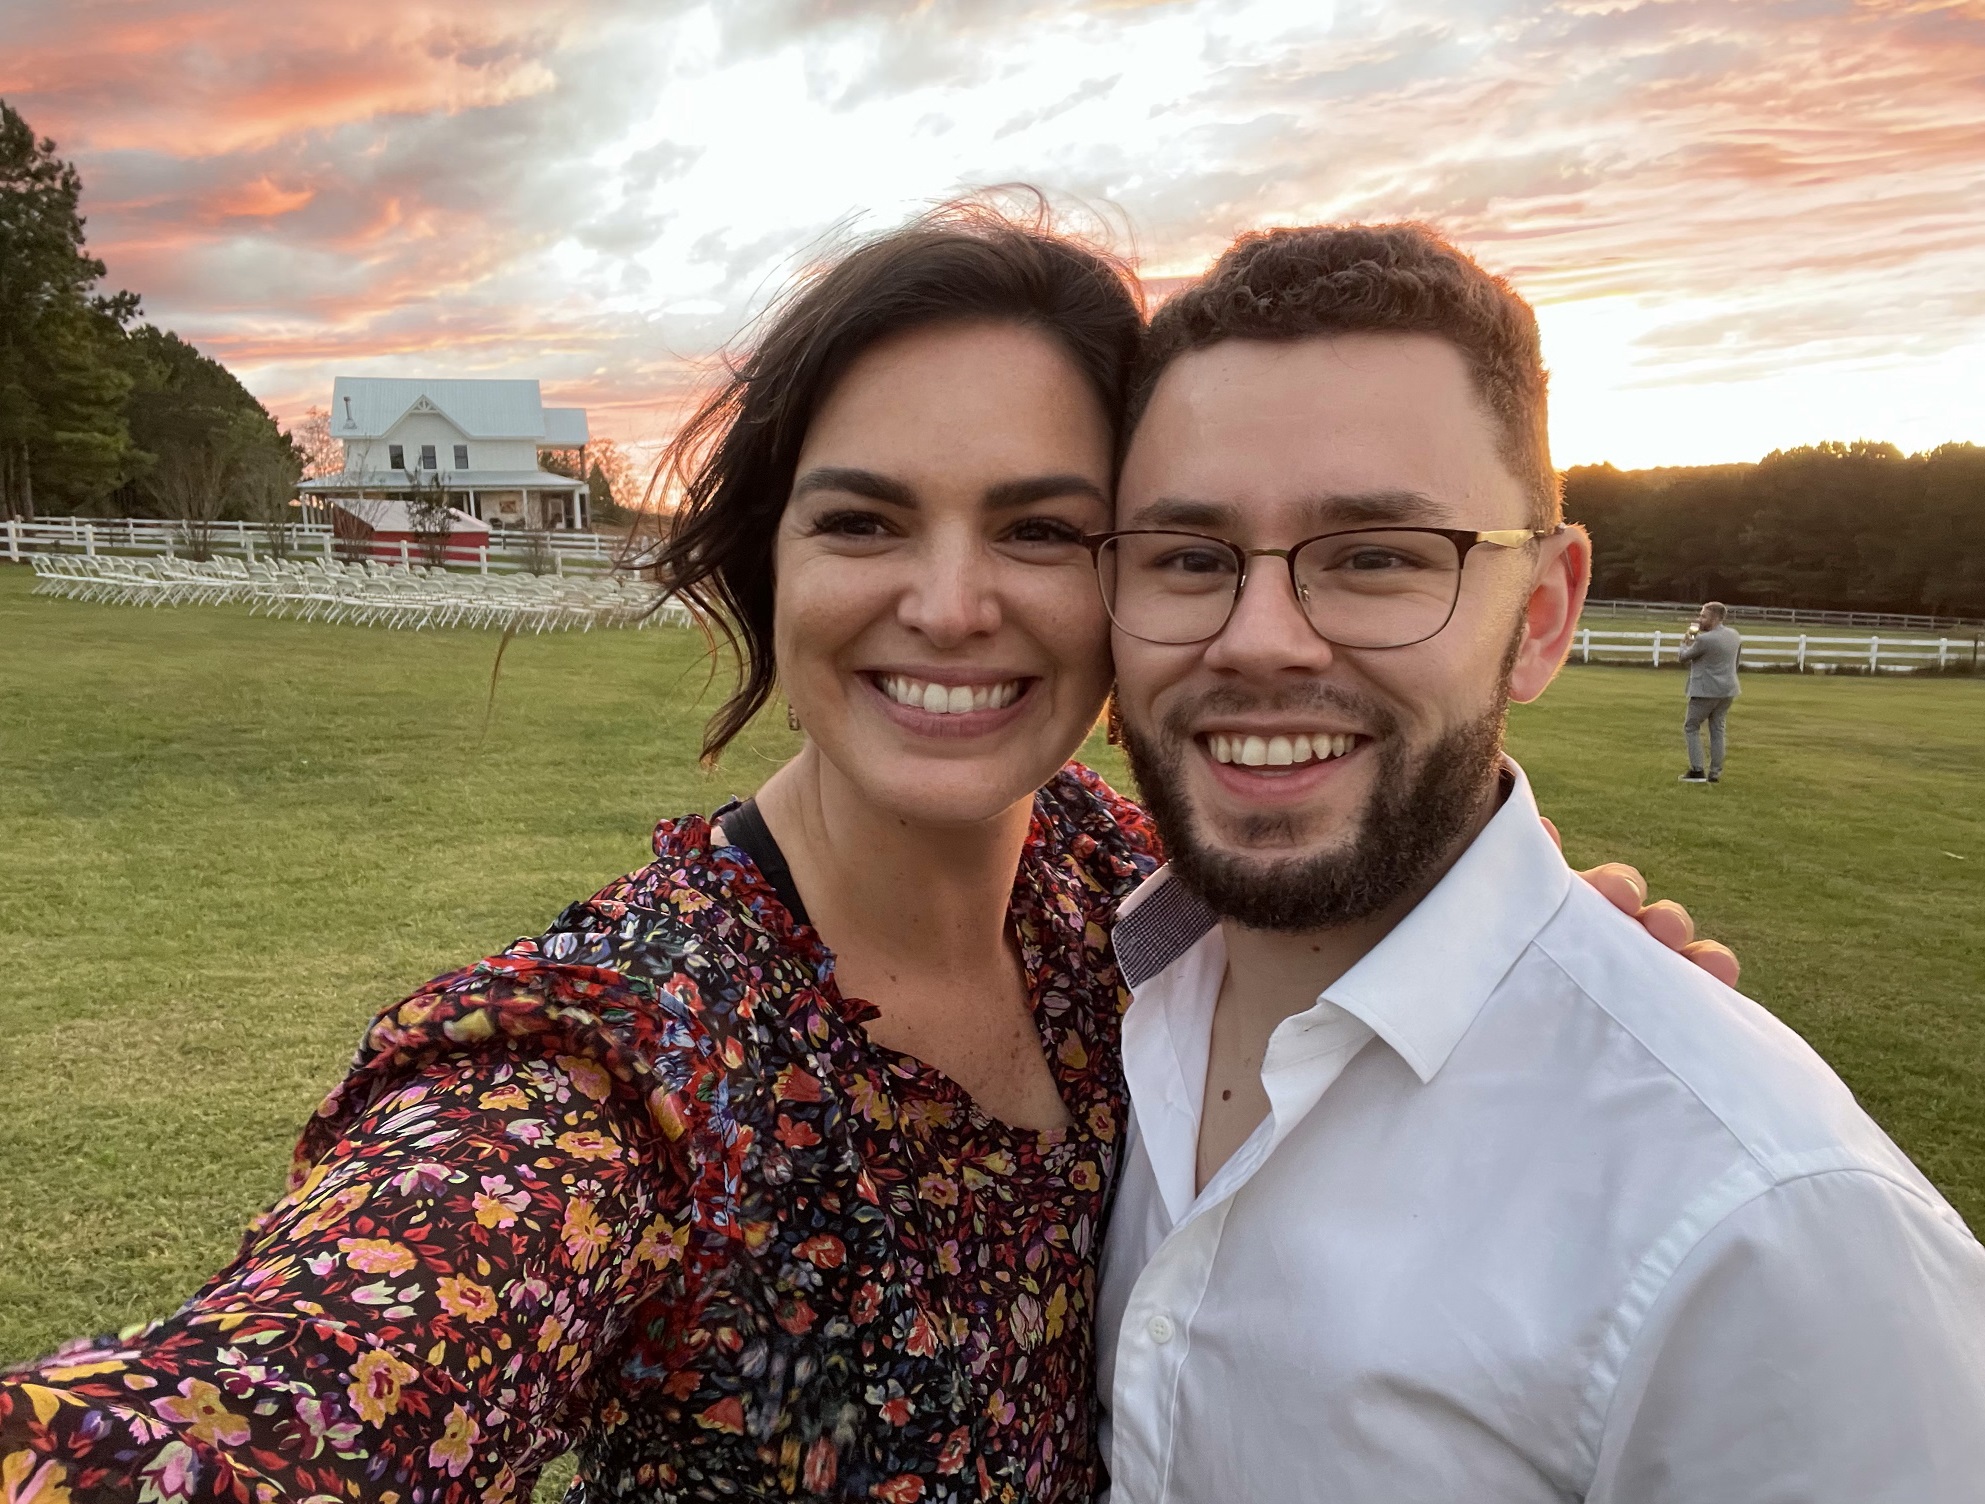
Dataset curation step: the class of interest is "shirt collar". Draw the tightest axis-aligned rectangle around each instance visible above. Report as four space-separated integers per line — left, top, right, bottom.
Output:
1113 757 1573 1087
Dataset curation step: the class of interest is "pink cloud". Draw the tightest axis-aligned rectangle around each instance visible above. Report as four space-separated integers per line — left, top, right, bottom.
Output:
0 0 1979 456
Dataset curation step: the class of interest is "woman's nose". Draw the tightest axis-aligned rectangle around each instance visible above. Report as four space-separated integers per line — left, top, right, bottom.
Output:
896 535 1002 645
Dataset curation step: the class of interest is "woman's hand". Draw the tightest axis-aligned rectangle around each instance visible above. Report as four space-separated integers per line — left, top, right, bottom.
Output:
1540 817 1741 987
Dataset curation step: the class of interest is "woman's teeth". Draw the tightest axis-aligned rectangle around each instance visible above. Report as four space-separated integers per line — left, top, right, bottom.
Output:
881 675 1023 715
1208 732 1356 767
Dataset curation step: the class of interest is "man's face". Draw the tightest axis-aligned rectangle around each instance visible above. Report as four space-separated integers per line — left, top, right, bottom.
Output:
1111 332 1588 931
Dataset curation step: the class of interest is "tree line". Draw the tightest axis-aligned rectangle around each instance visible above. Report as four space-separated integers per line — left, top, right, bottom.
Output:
1564 441 1985 620
0 100 300 532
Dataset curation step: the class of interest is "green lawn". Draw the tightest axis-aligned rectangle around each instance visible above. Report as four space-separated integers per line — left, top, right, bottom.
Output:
3 565 1982 1383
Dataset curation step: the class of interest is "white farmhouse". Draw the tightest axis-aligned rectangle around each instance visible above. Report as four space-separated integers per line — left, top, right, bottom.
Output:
299 377 593 531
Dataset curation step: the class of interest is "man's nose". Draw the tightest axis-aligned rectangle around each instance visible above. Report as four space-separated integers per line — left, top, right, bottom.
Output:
1202 556 1336 676
896 533 1001 645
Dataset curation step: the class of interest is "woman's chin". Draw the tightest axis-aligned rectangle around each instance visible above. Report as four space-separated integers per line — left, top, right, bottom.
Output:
811 730 1077 830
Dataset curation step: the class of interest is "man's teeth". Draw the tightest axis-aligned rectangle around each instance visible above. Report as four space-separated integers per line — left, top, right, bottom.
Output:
1207 732 1357 767
881 675 1023 715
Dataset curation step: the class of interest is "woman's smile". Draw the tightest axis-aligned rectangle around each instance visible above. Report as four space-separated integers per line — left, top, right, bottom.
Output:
862 669 1041 739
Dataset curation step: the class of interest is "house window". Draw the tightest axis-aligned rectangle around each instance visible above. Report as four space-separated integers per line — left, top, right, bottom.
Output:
419 444 438 470
388 444 405 470
453 444 469 469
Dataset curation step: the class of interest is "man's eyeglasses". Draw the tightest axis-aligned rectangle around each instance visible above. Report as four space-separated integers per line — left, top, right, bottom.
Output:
1084 526 1561 649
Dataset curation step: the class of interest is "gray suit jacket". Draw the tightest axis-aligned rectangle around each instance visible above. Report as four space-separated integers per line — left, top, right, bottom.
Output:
1680 623 1742 697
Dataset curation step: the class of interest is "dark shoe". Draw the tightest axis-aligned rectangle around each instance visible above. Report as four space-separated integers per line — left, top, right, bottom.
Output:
1707 772 1721 783
1679 769 1708 783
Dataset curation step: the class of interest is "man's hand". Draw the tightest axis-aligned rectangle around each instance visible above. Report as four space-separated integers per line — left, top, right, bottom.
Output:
1540 817 1740 987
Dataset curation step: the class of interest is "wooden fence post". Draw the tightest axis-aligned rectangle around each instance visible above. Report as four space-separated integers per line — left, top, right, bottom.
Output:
479 545 489 575
1580 627 1590 664
1651 629 1662 667
83 523 96 558
1869 636 1880 674
5 517 18 562
1797 634 1807 672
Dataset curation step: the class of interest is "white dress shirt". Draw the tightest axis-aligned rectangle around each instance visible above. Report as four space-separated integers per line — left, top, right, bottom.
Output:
1098 761 1985 1503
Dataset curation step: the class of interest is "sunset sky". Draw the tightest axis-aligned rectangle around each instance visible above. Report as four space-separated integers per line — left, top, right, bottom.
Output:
5 0 1982 470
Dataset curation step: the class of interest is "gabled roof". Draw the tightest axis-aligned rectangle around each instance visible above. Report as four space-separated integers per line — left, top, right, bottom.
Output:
331 377 556 440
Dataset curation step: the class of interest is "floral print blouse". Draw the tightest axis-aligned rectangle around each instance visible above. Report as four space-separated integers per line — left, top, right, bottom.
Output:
0 765 1157 1504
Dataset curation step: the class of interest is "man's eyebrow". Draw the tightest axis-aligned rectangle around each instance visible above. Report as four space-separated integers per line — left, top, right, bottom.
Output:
1123 497 1236 530
984 475 1108 509
1309 490 1448 527
1124 490 1450 531
791 467 918 507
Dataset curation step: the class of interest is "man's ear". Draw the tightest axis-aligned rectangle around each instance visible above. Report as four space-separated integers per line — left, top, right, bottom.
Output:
1508 524 1591 704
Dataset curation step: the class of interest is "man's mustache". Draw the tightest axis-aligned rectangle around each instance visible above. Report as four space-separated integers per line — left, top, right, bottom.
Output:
1154 684 1401 744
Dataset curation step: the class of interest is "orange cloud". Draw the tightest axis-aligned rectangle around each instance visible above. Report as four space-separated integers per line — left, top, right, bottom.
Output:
208 176 315 219
1 1 572 156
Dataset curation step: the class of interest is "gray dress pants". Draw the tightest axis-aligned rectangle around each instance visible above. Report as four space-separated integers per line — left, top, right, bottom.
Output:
1685 696 1735 776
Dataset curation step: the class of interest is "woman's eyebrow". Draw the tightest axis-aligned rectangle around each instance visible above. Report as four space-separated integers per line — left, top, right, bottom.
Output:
985 475 1109 509
791 466 918 506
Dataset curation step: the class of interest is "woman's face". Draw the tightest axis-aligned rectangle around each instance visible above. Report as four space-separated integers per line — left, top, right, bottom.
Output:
773 319 1116 829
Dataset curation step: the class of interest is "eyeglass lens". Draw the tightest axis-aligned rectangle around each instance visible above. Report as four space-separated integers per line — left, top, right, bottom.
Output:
1098 530 1465 648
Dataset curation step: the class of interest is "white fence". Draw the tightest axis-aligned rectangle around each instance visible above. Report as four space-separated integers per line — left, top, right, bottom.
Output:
1574 628 1982 675
1583 597 1984 633
29 553 691 634
2 515 631 575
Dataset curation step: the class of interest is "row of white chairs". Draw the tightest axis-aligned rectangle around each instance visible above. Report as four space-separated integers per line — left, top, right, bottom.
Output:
30 554 691 634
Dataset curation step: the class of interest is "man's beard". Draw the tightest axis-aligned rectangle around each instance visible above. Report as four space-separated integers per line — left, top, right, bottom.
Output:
1123 681 1510 934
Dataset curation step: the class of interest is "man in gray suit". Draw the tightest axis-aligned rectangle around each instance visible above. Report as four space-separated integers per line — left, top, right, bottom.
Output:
1679 601 1742 783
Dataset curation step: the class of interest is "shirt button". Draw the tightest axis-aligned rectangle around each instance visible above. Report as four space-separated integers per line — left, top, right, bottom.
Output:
1148 1314 1175 1344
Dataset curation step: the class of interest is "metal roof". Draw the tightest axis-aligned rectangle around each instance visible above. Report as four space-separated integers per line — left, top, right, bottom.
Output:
301 469 588 492
329 377 581 440
543 408 590 446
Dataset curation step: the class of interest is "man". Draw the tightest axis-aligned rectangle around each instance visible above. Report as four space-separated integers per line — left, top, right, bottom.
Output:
1678 601 1741 782
1093 224 1985 1501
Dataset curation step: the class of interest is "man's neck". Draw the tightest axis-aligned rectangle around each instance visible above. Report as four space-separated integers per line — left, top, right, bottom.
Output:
1218 776 1505 1013
1193 773 1506 1192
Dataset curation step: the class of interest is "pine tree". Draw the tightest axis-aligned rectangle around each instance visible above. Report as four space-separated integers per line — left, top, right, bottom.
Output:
0 99 136 517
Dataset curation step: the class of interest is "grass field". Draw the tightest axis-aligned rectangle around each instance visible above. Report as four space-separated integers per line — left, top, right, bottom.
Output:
4 566 1982 1383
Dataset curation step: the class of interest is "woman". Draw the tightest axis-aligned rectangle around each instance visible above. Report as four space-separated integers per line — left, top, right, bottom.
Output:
1 205 1724 1504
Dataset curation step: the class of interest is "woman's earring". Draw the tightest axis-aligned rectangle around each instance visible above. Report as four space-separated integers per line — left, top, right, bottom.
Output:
786 703 802 733
1106 692 1124 747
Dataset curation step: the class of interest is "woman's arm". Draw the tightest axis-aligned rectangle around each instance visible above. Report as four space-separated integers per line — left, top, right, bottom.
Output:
1 1040 680 1503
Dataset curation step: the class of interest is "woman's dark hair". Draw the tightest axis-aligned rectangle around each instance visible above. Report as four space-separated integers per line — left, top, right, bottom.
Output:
647 197 1143 763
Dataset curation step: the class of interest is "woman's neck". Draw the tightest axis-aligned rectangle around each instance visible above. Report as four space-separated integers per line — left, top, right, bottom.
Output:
747 746 1072 1132
752 744 1033 975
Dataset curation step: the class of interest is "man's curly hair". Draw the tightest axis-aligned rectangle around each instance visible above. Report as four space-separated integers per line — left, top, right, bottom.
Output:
1128 223 1561 526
